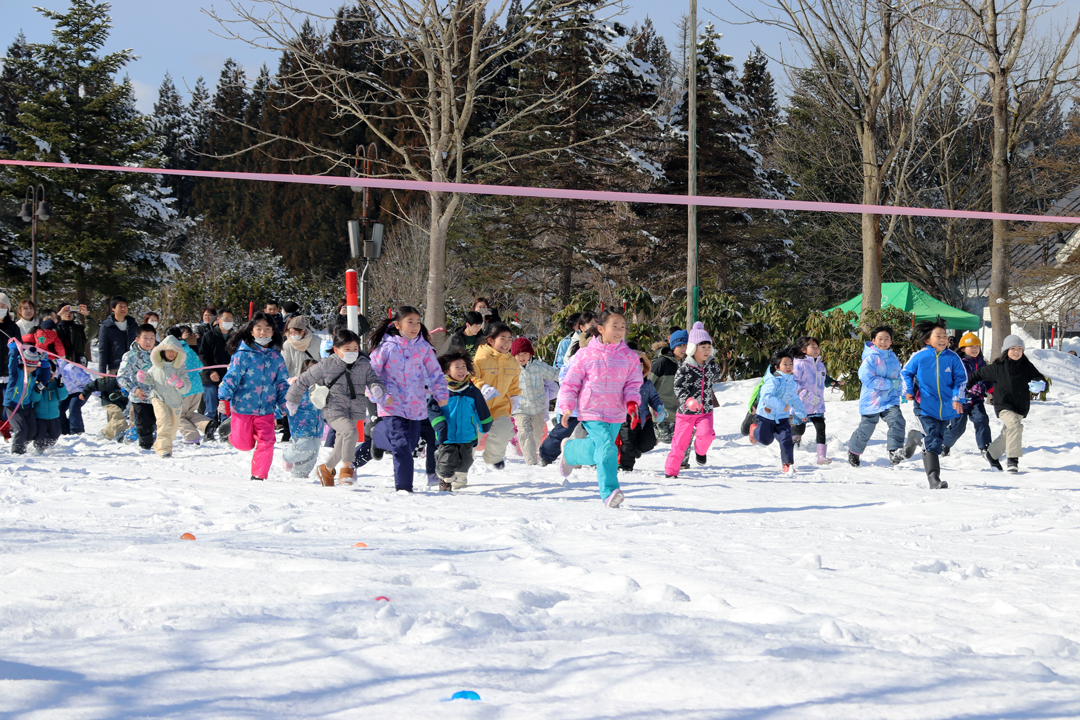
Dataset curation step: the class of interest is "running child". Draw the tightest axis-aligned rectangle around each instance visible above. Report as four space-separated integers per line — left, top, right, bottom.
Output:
556 309 642 508
165 326 212 445
287 328 385 487
4 343 49 455
430 350 493 491
792 336 841 465
620 351 665 472
664 322 723 478
282 358 324 479
749 348 806 474
847 326 910 467
943 332 992 457
217 313 290 481
471 322 521 470
368 306 449 493
510 337 558 466
146 335 193 458
901 318 967 489
116 325 158 450
966 334 1046 473
32 367 67 452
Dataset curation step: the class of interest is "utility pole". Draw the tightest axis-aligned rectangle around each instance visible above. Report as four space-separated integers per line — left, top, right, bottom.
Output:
685 0 699 329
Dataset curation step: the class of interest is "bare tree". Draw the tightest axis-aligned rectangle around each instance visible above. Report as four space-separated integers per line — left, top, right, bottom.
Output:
731 0 967 321
207 0 649 341
914 0 1080 357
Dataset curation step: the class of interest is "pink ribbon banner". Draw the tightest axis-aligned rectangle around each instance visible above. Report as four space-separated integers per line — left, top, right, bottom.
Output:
3 158 1079 224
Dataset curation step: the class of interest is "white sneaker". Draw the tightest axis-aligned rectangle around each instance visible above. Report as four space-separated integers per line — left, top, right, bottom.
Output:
559 437 574 477
605 488 625 508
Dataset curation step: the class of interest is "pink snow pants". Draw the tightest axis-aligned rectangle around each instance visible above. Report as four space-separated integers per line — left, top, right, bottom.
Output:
230 413 276 479
664 412 715 477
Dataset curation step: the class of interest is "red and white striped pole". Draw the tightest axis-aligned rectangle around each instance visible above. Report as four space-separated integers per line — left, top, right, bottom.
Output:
345 268 359 334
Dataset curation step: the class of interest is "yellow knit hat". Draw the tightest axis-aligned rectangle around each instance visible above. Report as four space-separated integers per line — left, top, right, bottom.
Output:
958 332 981 348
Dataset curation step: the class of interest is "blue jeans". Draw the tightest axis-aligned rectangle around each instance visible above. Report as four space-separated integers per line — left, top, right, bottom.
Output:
539 416 579 464
848 405 905 455
564 420 621 500
59 394 86 434
203 385 219 424
919 415 949 455
753 415 794 464
945 402 991 451
386 416 422 491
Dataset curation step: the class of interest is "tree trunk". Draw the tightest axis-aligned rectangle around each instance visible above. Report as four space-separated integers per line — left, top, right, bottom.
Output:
987 72 1011 359
859 127 883 323
425 189 448 344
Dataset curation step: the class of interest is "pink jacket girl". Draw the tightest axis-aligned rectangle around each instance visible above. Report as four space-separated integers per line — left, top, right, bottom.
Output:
558 339 642 423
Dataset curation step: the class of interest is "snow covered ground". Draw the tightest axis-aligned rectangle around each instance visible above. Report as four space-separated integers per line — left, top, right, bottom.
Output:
4 349 1080 719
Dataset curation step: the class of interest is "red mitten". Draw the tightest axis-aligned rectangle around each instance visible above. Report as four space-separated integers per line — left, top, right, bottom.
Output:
221 400 231 417
627 401 640 429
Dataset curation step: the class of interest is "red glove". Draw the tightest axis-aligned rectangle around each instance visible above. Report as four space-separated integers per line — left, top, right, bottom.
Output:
627 401 640 429
221 400 231 417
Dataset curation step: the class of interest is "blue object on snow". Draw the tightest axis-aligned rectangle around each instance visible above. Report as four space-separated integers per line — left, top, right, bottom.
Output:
450 690 481 701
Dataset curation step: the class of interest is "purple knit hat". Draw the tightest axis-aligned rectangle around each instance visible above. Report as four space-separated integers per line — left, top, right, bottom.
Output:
686 322 713 360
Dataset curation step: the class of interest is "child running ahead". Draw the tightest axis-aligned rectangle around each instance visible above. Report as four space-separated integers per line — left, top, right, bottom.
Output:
430 350 493 491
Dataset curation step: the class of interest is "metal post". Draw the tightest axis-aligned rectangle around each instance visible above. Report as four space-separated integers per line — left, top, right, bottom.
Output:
345 269 359 334
21 185 47 306
685 0 699 329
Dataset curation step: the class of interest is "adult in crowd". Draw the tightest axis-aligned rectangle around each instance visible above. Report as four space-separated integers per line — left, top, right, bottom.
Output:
447 311 484 357
553 313 581 371
97 296 137 374
561 312 598 365
56 303 91 435
0 293 20 439
142 312 161 333
472 297 502 335
331 298 371 340
264 300 286 333
15 298 37 337
282 301 301 325
194 307 217 349
199 309 236 434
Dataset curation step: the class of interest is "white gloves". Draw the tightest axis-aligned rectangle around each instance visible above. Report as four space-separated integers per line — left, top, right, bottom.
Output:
510 396 520 414
285 401 299 415
481 385 500 401
368 385 384 400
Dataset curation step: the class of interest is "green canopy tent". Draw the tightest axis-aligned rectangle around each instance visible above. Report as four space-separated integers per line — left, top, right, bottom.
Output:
828 282 981 331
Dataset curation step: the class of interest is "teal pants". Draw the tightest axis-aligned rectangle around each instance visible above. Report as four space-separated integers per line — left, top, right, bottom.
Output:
564 420 621 500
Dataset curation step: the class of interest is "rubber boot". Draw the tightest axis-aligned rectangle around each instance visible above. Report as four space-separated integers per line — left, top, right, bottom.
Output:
816 444 832 464
904 430 922 459
923 452 948 489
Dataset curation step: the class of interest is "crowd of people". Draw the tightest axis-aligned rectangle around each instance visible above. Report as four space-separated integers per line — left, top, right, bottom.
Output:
0 292 1053 506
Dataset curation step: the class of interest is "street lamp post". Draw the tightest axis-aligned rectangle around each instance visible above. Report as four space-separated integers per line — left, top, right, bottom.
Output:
349 143 384 327
19 185 51 306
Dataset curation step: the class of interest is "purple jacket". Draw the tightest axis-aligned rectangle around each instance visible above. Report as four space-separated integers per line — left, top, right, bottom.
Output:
793 355 827 416
558 340 642 423
369 334 449 421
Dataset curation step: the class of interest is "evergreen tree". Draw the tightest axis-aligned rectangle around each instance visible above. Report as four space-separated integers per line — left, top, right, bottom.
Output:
646 24 789 300
190 58 249 230
151 72 197 216
0 32 43 155
0 1 176 302
741 47 778 140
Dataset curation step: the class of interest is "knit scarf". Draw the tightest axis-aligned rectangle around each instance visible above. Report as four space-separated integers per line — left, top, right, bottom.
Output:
286 332 313 353
446 377 471 392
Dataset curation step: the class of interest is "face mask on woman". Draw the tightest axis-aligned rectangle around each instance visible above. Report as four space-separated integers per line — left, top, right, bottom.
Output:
149 320 158 329
0 309 7 320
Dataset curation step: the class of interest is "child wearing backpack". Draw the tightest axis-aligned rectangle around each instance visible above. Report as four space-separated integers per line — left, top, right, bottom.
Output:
664 322 724 478
430 350 493 491
749 348 806 475
287 328 385 487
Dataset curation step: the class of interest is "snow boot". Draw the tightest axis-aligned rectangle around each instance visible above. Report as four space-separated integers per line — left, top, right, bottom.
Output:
923 452 948 489
816 444 832 465
983 449 1003 471
604 488 625 508
793 435 802 449
451 475 468 491
1007 458 1019 473
439 479 453 492
492 460 506 471
695 452 707 466
889 448 905 465
338 465 355 485
316 463 335 487
904 430 922 459
848 451 860 467
941 445 951 457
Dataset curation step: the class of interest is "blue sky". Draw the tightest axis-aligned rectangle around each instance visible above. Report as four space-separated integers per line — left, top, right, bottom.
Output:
4 0 791 112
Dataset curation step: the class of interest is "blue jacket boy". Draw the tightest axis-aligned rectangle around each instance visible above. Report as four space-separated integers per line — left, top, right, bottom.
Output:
901 346 967 421
857 341 903 415
757 370 807 422
429 379 493 445
4 341 50 408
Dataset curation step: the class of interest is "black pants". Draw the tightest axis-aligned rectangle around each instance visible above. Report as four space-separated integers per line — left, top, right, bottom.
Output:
9 406 36 454
619 417 657 470
131 402 156 449
419 421 437 475
792 415 826 445
34 417 62 451
435 442 475 479
539 416 579 464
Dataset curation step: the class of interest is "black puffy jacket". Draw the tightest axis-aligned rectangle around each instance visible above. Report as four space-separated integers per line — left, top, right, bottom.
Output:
968 355 1045 418
97 316 137 373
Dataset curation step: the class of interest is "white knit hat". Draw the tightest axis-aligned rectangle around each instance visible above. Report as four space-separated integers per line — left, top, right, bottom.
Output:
1001 334 1024 352
0 292 10 309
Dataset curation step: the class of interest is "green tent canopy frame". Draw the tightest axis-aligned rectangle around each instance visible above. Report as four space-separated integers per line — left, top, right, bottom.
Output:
828 282 982 331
